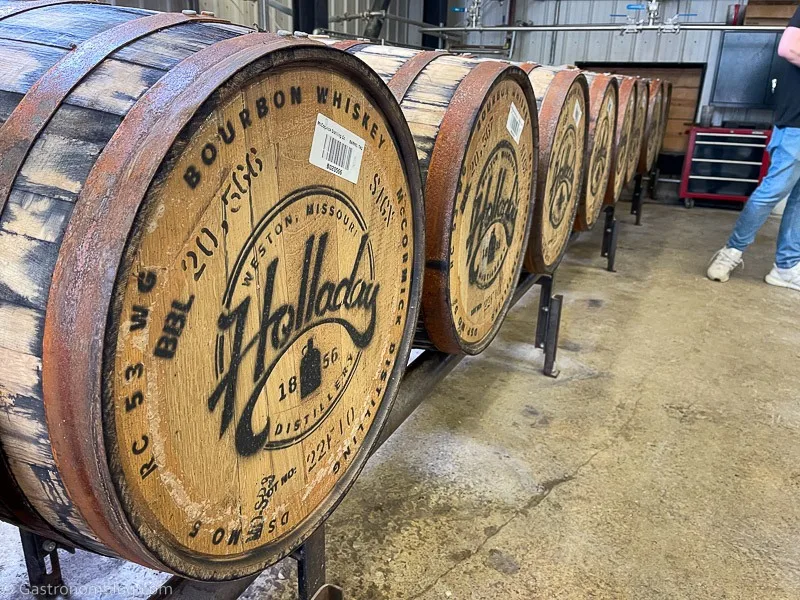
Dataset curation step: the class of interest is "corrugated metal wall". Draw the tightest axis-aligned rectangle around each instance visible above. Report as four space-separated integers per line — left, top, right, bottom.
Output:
510 0 774 124
194 0 425 45
102 0 777 125
193 0 291 30
513 0 729 64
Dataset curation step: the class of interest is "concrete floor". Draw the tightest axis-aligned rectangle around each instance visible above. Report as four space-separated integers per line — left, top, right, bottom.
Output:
1 202 799 599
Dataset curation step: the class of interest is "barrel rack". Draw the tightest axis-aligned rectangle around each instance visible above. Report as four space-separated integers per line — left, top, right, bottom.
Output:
13 272 562 600
629 164 660 227
599 162 660 273
601 205 621 273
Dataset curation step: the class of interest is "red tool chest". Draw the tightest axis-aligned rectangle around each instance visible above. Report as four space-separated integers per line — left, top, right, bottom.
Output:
680 126 772 208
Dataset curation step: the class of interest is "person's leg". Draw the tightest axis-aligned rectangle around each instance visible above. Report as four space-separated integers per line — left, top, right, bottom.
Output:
775 133 800 269
728 128 800 251
765 179 800 291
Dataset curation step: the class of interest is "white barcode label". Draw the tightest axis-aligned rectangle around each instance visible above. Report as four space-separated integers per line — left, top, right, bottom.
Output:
573 100 583 124
506 102 524 144
309 114 365 184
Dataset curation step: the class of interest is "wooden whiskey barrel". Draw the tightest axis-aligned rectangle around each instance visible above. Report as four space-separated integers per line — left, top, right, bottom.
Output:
330 43 538 355
638 78 664 173
574 72 617 231
626 78 650 182
605 75 637 206
0 1 424 580
656 80 672 158
520 63 588 273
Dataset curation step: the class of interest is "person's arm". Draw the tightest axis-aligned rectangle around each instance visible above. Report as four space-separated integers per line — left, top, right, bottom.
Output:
778 27 800 67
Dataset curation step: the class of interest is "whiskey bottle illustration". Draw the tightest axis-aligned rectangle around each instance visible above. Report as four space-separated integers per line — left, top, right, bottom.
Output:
485 230 499 264
300 338 322 399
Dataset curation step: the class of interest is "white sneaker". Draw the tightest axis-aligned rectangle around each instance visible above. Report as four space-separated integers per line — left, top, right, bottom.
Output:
707 247 743 282
765 263 800 291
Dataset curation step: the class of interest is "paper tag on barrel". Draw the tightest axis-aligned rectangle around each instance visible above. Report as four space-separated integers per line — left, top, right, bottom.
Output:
309 113 365 184
506 102 524 145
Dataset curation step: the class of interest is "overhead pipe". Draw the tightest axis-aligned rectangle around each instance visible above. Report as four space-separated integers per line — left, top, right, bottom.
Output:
419 23 786 34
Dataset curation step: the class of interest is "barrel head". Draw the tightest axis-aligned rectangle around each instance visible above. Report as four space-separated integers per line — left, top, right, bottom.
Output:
523 65 588 274
45 41 423 579
109 64 418 577
576 73 617 232
339 47 538 355
641 78 664 173
627 78 649 182
606 76 637 206
424 65 537 354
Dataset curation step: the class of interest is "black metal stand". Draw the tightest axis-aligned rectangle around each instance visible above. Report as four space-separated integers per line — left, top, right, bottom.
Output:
18 525 341 600
630 173 644 226
19 530 71 597
600 205 619 273
153 524 341 600
532 274 562 378
292 525 342 600
647 166 659 199
15 273 564 600
630 166 659 226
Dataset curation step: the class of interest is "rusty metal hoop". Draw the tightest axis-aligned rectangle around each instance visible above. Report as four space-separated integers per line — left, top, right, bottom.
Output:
42 33 425 579
0 11 219 214
422 60 539 354
520 63 589 274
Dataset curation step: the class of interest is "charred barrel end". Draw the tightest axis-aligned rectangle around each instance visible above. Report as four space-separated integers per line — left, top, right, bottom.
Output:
422 62 539 355
639 78 664 174
656 80 672 159
0 2 249 561
626 77 650 183
32 33 424 579
338 46 540 356
574 73 618 232
520 63 589 275
605 75 637 206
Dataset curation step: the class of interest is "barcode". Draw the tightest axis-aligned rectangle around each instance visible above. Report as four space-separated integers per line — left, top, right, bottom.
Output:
573 100 582 124
506 102 524 144
323 135 352 171
309 114 365 184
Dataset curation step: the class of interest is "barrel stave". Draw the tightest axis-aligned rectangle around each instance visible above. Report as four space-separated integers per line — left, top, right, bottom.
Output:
342 44 537 354
0 5 426 578
345 43 418 81
522 63 588 273
605 76 636 205
346 46 479 181
401 55 477 178
109 22 251 70
0 3 145 46
576 73 617 231
0 3 244 555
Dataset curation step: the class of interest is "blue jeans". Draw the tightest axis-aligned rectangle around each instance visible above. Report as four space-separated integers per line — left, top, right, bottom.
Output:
728 126 800 269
